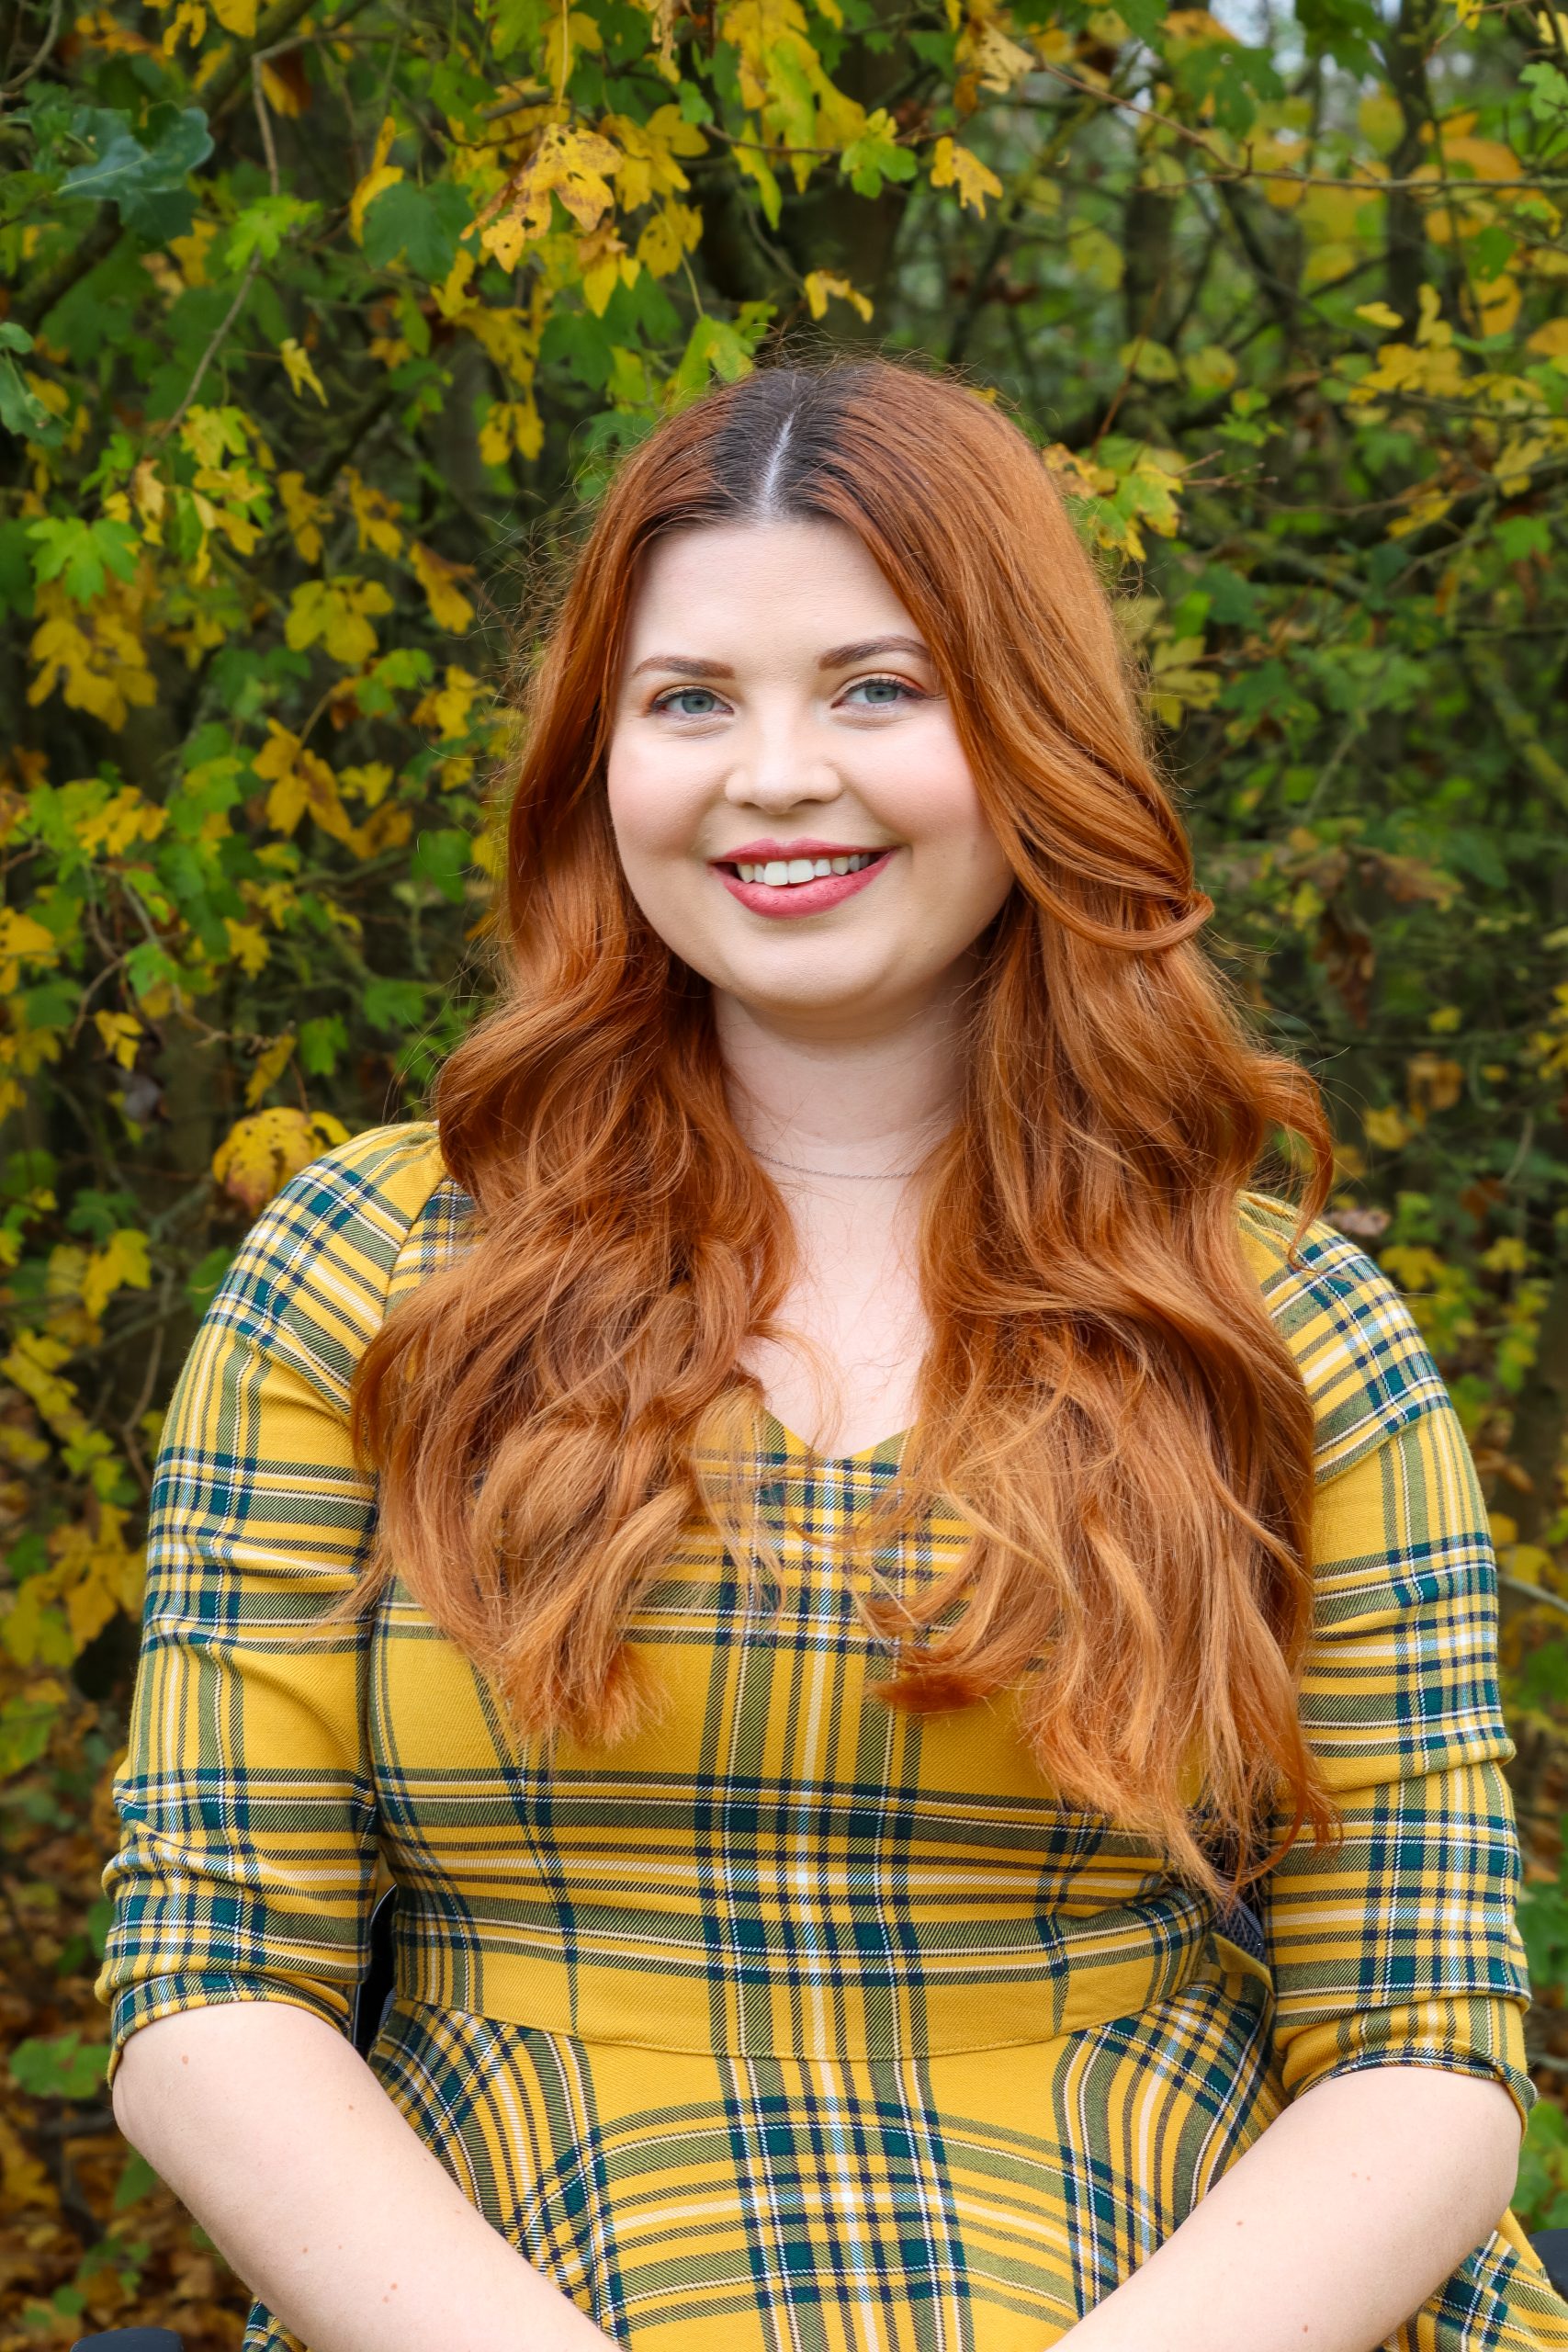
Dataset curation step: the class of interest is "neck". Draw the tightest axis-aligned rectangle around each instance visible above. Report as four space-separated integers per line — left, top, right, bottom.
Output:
712 975 971 1173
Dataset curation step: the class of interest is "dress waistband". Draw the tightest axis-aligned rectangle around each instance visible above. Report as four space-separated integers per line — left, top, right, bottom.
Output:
393 1893 1273 2059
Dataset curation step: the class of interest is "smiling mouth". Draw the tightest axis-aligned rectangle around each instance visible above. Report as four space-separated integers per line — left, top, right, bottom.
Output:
718 851 885 888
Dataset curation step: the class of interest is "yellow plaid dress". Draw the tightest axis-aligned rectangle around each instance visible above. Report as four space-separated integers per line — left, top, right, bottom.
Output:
96 1120 1568 2352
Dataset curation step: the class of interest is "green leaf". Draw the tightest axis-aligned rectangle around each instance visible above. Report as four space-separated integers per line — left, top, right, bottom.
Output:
363 181 473 279
299 1013 348 1074
1522 61 1568 124
61 104 213 239
225 194 319 270
185 1245 235 1314
113 2151 159 2212
412 828 472 904
0 355 63 447
9 2030 109 2100
363 975 428 1031
840 108 916 199
28 516 140 603
1292 0 1379 71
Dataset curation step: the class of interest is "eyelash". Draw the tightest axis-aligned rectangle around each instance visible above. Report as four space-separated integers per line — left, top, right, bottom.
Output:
649 673 925 718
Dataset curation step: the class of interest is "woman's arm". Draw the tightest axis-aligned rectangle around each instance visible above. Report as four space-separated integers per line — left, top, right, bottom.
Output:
113 1998 615 2352
1056 2062 1522 2351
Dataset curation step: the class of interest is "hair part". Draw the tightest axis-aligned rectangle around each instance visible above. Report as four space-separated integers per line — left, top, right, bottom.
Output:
336 353 1341 1908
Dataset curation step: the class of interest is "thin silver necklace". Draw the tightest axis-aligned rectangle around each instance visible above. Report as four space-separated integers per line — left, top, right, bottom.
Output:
753 1148 923 1182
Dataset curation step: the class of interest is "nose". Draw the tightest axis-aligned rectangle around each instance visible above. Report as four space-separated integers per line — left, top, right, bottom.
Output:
722 700 842 814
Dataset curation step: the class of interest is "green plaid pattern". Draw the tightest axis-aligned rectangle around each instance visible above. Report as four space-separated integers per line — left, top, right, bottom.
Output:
95 1124 1567 2349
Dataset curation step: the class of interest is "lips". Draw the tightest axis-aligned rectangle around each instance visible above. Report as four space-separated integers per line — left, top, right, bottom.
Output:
714 847 896 920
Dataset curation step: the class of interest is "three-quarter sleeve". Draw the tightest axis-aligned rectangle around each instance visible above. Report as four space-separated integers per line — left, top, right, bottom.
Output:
95 1122 446 2092
1238 1197 1536 2134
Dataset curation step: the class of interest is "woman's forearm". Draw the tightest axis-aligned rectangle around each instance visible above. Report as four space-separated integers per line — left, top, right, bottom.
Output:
111 1996 615 2352
1056 2064 1524 2352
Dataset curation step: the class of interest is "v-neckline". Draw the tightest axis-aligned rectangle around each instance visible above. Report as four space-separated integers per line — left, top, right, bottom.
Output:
761 1408 911 1467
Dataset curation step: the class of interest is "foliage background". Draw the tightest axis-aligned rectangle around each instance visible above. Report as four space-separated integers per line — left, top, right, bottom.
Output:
3 0 1568 2331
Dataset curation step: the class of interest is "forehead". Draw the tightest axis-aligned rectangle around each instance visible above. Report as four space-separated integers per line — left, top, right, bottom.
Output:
623 518 917 653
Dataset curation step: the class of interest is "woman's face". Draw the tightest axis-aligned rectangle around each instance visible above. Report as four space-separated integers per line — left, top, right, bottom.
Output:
604 518 1017 1038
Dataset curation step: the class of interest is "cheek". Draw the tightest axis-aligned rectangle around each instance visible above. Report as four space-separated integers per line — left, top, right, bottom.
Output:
604 741 694 865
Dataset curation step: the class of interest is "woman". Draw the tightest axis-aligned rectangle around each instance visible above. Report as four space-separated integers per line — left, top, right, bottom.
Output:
97 357 1567 2352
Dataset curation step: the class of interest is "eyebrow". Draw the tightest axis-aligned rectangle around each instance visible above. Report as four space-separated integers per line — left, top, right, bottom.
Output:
626 634 931 681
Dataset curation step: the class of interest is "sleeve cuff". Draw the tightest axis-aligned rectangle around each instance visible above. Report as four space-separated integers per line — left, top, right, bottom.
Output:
1276 1996 1536 2137
103 1970 353 2092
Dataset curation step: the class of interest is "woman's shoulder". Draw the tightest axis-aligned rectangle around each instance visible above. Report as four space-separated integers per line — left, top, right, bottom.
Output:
213 1119 476 1373
1234 1188 1450 1483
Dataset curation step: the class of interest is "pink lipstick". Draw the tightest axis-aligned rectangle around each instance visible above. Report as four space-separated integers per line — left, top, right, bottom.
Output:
711 839 897 920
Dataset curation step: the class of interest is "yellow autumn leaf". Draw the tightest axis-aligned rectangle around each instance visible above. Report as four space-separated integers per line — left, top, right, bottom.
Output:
1528 318 1568 360
213 1107 352 1212
478 122 622 266
1354 300 1404 330
280 337 328 404
81 1227 152 1323
0 908 60 992
1475 274 1520 335
931 135 1003 216
209 0 255 28
410 542 477 633
637 205 689 277
93 1011 143 1069
74 784 167 858
344 467 403 559
413 665 487 741
277 471 327 563
245 1030 298 1108
340 762 395 808
254 722 371 854
1362 1103 1410 1150
803 270 873 323
350 117 404 243
223 917 271 975
285 575 395 667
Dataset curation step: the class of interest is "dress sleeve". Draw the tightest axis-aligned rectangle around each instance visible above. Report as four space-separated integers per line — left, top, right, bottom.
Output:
1236 1197 1537 2136
94 1122 446 2093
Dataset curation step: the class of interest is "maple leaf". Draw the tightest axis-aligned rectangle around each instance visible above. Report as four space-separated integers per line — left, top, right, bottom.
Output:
410 542 477 634
280 337 328 404
931 135 1003 215
212 1107 353 1212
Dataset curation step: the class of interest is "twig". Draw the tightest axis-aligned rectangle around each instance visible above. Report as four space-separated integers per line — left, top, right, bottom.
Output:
1501 1572 1568 1623
0 0 61 96
253 59 280 198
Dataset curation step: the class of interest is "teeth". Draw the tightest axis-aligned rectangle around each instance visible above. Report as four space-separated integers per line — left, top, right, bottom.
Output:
734 853 878 888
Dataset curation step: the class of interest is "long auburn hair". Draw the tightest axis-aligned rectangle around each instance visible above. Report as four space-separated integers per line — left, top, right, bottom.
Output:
340 356 1342 1906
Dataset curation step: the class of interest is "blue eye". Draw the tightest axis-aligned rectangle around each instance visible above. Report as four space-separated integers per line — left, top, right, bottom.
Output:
649 673 921 715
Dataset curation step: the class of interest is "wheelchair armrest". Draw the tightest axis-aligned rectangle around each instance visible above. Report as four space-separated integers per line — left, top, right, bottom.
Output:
351 1883 400 2058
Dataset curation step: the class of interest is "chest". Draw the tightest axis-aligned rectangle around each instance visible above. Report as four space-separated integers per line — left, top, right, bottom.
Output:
739 1188 931 1457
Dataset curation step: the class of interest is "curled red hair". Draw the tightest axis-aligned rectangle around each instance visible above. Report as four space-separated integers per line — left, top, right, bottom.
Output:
338 356 1341 1906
